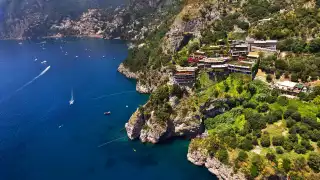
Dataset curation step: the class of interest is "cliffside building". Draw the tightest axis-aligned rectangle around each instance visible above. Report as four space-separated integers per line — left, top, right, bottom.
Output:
247 40 278 52
230 43 249 59
173 66 198 86
227 60 254 75
198 57 227 69
273 81 306 95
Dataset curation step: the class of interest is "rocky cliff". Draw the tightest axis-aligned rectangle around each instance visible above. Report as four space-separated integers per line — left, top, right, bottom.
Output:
125 93 203 143
0 0 177 40
187 146 246 180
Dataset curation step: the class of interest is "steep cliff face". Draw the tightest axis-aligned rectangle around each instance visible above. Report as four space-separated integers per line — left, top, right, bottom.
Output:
162 1 220 54
125 95 203 143
0 0 176 40
187 145 246 180
0 0 120 39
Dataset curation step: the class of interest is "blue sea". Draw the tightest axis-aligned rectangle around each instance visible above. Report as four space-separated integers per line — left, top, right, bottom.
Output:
0 38 215 180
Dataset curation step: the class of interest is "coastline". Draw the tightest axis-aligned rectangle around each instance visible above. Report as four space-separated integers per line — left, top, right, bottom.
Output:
0 34 105 41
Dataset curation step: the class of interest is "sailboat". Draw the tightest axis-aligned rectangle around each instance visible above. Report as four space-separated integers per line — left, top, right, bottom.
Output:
69 89 74 105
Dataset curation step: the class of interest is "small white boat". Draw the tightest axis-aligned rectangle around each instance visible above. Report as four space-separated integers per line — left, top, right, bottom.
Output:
75 56 79 58
18 42 23 45
104 111 111 115
102 56 105 58
41 60 47 64
69 89 74 105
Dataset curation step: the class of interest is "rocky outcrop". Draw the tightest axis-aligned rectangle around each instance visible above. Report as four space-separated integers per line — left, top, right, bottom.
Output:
117 63 140 79
136 81 154 93
125 110 145 140
140 114 168 143
187 148 208 166
205 157 246 180
172 113 203 137
188 147 246 180
125 96 203 144
162 1 221 54
200 98 230 119
0 0 180 40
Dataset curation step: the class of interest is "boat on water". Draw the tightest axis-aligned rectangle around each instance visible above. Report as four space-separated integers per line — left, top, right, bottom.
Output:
104 111 111 115
69 89 74 105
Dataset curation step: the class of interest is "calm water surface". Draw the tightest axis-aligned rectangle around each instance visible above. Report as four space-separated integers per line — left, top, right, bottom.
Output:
0 38 215 180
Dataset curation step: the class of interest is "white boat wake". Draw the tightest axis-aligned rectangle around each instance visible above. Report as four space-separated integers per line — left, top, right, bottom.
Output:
93 90 136 100
16 66 51 92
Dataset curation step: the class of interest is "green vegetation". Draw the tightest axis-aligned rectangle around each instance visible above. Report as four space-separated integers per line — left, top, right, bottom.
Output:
124 0 320 179
250 7 320 40
123 3 182 72
189 74 320 179
260 54 320 83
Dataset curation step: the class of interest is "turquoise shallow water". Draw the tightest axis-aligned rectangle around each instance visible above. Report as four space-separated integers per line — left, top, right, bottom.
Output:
0 38 216 180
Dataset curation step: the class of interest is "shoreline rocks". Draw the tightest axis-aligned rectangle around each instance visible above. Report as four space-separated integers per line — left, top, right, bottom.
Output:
117 63 140 79
187 147 246 180
125 110 145 140
124 96 204 144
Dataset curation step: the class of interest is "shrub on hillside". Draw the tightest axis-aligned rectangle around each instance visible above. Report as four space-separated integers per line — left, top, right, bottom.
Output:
272 135 285 146
258 103 269 113
276 147 284 154
237 150 248 162
260 134 271 147
277 96 289 106
216 148 229 164
308 152 320 173
283 140 294 151
294 144 307 154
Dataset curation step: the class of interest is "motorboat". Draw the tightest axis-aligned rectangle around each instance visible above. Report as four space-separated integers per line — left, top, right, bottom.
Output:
104 111 111 115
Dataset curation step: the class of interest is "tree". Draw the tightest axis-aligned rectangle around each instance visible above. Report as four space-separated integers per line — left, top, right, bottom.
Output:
291 73 299 82
266 95 277 103
266 152 276 162
275 60 288 70
245 110 266 130
283 158 291 173
291 112 301 121
258 103 269 113
288 134 298 143
243 101 257 109
239 138 254 150
294 144 307 154
216 148 229 164
248 84 257 95
309 38 320 53
308 152 320 173
266 74 273 83
260 134 271 147
286 118 296 128
293 157 306 171
236 85 243 94
284 108 295 119
237 150 248 162
273 135 285 146
277 96 289 106
283 140 294 151
301 139 314 151
276 147 284 154
275 70 282 79
150 85 169 105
